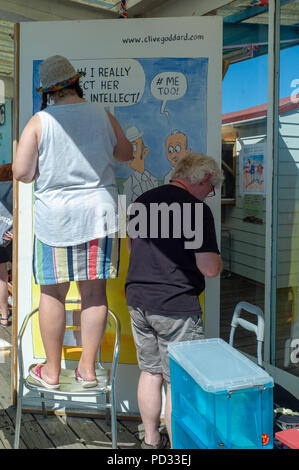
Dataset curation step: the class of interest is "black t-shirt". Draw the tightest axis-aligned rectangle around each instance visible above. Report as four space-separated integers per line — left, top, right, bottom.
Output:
125 184 220 314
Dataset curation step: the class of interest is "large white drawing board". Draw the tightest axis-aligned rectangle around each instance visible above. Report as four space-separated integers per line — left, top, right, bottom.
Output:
17 17 222 414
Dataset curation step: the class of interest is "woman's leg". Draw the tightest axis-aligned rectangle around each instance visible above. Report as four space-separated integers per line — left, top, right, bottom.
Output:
33 282 70 385
77 279 108 381
0 262 8 324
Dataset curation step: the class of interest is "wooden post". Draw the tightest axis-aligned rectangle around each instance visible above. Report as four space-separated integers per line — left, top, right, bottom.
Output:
11 22 20 405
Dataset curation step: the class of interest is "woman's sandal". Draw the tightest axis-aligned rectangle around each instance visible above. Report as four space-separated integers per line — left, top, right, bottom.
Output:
75 368 98 388
29 363 60 390
0 313 11 327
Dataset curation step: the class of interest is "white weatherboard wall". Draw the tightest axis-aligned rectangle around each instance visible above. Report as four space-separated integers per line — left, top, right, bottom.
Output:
223 108 299 289
17 17 222 413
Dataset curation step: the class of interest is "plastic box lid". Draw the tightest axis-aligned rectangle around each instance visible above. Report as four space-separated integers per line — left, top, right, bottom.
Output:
168 338 273 393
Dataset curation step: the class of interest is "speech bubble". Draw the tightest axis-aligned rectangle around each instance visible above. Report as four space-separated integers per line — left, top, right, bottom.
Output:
73 58 145 112
150 71 187 117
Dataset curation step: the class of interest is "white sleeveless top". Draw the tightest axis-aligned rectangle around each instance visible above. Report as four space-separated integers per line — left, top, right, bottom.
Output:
34 102 118 246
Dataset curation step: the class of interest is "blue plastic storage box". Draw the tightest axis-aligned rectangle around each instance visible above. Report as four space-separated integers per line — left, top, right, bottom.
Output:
168 338 273 449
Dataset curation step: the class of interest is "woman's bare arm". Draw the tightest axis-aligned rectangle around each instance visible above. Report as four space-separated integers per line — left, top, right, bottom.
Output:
106 111 133 163
13 114 40 183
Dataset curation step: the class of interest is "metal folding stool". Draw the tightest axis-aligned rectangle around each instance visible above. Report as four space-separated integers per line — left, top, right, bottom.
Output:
14 299 120 449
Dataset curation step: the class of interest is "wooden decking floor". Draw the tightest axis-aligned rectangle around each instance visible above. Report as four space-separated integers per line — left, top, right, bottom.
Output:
0 321 143 450
1 273 297 449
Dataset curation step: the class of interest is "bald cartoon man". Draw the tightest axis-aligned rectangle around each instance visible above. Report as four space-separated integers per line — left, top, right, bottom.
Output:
164 130 191 184
123 126 158 207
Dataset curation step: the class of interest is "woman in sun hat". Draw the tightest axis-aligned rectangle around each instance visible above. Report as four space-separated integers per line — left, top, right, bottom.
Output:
13 55 133 389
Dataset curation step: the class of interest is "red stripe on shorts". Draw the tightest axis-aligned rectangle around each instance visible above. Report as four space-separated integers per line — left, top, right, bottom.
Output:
88 239 99 280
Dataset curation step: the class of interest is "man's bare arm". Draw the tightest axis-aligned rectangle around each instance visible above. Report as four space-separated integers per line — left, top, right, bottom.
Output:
195 252 223 277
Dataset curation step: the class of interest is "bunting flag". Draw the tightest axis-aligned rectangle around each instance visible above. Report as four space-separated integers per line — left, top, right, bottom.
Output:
119 0 128 18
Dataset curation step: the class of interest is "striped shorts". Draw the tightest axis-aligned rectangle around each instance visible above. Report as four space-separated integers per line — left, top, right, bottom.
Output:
33 235 120 285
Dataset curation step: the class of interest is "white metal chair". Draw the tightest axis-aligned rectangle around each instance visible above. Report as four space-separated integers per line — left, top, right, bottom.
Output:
14 299 120 449
229 301 265 367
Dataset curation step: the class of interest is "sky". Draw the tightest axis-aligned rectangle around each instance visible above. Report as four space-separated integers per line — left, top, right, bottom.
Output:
222 44 299 114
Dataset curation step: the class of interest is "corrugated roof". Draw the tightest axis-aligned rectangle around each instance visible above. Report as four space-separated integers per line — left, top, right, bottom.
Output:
222 94 299 124
0 0 298 84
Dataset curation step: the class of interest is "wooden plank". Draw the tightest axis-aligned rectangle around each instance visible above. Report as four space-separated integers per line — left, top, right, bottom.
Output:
0 424 27 449
34 414 86 449
0 0 116 22
277 274 299 288
278 224 299 237
225 228 266 247
228 253 298 276
278 213 299 225
278 147 299 161
5 405 35 424
224 239 265 259
278 237 299 253
6 407 54 449
222 217 265 235
278 188 299 201
279 162 299 176
278 199 299 213
278 123 299 138
279 113 299 125
5 405 54 448
18 416 55 449
0 409 12 429
229 262 265 284
279 175 298 188
223 205 266 220
279 136 299 151
118 419 141 439
277 262 299 276
93 417 142 449
60 415 112 449
230 251 265 271
0 368 12 409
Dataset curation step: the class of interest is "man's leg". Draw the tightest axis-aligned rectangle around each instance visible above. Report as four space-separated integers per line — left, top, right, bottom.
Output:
78 279 108 381
129 307 166 446
138 370 164 446
33 282 70 385
164 381 172 448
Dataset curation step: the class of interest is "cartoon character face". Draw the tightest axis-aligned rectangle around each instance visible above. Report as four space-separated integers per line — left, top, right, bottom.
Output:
128 137 150 173
166 132 191 167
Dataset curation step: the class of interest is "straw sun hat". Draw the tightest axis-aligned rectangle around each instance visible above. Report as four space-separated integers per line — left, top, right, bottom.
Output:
36 55 86 93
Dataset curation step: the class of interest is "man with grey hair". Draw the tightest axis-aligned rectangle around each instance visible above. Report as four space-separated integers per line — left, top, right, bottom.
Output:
125 153 224 449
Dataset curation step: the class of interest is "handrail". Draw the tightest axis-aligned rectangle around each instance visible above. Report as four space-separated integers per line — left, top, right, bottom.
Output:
229 301 264 367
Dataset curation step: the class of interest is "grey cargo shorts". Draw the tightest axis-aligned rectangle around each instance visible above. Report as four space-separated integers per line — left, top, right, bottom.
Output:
128 306 205 382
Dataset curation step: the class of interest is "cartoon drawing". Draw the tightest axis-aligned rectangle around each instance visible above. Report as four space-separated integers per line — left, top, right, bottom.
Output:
32 56 209 366
123 125 158 206
164 130 191 184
